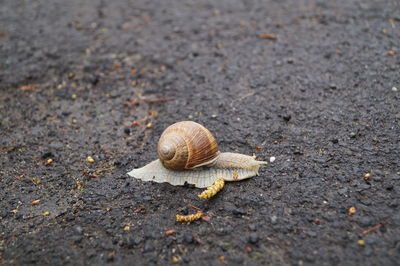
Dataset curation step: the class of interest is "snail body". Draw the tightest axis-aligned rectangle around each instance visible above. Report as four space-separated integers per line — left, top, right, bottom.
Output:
127 121 267 188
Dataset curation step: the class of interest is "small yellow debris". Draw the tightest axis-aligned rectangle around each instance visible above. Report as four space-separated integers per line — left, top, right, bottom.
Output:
43 211 50 216
165 230 177 236
19 85 35 91
160 65 167 72
44 158 53 166
260 33 277 40
76 181 83 189
11 209 18 214
176 206 203 222
198 178 225 199
31 177 41 185
387 50 397 56
348 206 356 215
72 119 78 124
201 215 212 222
132 121 141 126
218 256 225 262
130 68 138 75
123 225 130 231
86 156 95 163
357 239 365 246
71 94 77 100
146 122 154 129
148 110 158 116
364 173 372 180
31 199 41 205
171 256 181 264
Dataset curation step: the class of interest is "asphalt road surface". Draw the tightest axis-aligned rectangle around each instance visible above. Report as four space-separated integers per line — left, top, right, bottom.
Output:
1 0 399 265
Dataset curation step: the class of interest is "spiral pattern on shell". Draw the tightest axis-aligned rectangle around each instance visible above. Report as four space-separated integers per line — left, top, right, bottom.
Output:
157 121 219 170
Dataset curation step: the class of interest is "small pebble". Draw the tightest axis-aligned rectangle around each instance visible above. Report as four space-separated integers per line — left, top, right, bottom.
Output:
248 233 259 244
269 156 276 163
74 226 83 234
86 156 95 163
392 86 398 92
42 211 50 216
357 239 366 246
307 231 317 237
248 224 256 231
123 225 130 231
71 94 77 100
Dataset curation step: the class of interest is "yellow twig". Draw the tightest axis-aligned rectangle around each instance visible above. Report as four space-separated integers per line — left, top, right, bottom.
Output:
198 178 225 199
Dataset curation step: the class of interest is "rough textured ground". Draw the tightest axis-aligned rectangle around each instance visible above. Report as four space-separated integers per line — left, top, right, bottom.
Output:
1 0 399 265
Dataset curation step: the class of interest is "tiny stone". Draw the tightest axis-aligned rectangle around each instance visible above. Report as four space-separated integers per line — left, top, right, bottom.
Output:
286 57 295 64
338 188 348 195
248 233 259 244
270 215 278 224
269 156 276 163
283 114 291 122
75 226 83 234
359 216 373 226
364 248 373 256
389 199 399 208
143 196 152 201
49 143 63 149
124 128 130 135
143 241 155 252
248 224 256 231
391 87 398 92
183 233 193 244
133 236 143 245
307 231 317 237
390 175 400 180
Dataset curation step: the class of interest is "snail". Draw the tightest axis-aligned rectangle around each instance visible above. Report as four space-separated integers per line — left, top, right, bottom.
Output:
127 121 267 190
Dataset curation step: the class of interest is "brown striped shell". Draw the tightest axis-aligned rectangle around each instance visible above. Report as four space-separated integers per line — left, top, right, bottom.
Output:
157 121 220 170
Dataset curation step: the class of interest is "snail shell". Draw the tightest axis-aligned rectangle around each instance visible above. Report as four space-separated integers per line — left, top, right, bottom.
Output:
157 121 219 170
128 121 267 188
